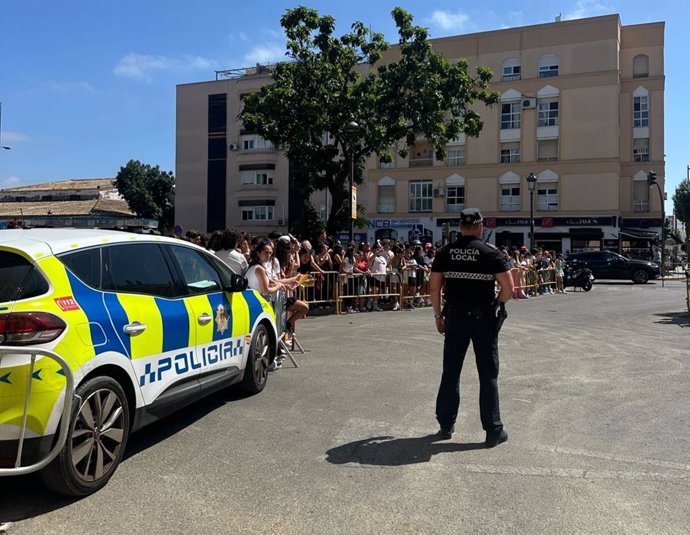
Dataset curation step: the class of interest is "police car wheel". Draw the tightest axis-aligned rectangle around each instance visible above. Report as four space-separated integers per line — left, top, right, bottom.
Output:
41 376 130 496
242 324 271 394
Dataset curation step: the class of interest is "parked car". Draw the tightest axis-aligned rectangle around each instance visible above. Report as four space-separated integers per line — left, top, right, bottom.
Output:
0 229 278 495
565 250 660 283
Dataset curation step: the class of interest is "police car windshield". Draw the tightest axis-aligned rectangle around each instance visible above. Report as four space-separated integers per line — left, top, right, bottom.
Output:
0 250 49 303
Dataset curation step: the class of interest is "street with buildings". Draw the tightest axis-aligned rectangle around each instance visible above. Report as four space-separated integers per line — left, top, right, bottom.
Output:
2 280 688 534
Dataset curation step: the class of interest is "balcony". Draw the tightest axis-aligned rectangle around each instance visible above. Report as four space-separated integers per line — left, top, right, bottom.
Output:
378 201 395 213
446 204 465 213
409 157 433 167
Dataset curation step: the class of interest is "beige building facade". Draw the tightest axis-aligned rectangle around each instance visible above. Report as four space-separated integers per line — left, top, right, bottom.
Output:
175 14 664 255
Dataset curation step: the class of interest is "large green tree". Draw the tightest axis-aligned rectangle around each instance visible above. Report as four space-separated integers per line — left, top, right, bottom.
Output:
672 177 690 251
115 160 175 230
241 6 499 236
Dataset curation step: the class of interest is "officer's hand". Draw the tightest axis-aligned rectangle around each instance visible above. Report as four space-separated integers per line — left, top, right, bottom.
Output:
435 316 445 335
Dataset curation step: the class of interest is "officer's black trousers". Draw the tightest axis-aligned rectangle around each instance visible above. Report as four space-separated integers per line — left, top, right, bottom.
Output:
435 312 503 433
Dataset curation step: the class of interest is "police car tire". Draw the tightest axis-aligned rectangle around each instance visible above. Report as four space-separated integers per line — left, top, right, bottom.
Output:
41 376 130 496
241 324 270 394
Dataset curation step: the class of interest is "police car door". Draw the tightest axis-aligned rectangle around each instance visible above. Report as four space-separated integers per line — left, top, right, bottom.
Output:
165 245 247 394
101 243 201 410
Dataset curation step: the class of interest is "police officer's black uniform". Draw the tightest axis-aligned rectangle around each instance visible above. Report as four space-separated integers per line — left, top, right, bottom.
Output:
431 209 510 441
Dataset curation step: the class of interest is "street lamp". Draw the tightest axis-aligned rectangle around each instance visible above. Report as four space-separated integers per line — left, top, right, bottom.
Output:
647 170 665 286
346 120 360 244
526 172 538 251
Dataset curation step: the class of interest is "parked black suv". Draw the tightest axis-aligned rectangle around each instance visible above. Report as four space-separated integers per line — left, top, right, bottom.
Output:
565 251 660 284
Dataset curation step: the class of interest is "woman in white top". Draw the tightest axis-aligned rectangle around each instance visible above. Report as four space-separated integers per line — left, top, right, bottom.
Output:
245 239 283 301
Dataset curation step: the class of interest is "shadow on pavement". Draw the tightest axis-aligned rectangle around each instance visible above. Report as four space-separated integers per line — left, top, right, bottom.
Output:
0 386 252 523
325 434 485 466
653 311 690 327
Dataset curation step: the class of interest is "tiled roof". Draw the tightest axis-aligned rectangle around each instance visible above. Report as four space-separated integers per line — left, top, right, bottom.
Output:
0 199 134 217
0 178 116 192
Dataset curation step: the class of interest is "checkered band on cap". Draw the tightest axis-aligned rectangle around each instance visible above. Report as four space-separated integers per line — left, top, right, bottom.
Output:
460 208 483 225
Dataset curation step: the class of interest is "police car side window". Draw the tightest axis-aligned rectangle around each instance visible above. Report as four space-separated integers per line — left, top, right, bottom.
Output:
102 244 177 297
0 251 49 301
167 245 223 296
59 248 101 288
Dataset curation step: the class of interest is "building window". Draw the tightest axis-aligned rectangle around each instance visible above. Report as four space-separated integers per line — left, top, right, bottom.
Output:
240 170 273 185
500 143 520 163
501 59 521 81
446 149 465 166
537 184 559 211
537 139 558 161
378 185 395 213
538 54 559 78
501 102 521 130
633 55 649 78
633 138 650 162
241 206 274 221
633 95 648 127
240 134 274 151
537 99 559 127
633 180 650 212
446 186 465 213
500 186 520 212
409 180 432 212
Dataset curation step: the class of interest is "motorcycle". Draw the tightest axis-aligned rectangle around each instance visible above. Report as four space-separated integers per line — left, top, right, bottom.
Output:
564 265 594 291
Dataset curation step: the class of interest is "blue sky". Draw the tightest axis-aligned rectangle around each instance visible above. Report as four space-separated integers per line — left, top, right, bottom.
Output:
1 0 687 213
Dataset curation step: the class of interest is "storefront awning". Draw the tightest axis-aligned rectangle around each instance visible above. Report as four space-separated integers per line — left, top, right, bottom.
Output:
620 228 658 240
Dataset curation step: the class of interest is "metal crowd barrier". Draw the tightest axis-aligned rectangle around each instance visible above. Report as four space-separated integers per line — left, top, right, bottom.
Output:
511 266 558 295
294 270 339 309
0 347 75 476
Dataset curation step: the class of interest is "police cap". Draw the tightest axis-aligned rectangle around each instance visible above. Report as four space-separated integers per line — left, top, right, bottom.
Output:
460 208 484 226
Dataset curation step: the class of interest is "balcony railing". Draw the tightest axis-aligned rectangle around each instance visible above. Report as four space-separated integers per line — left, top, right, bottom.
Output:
446 204 465 213
501 74 521 81
409 158 433 167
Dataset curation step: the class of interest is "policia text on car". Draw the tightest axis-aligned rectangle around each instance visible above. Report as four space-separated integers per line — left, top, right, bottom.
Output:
430 208 514 446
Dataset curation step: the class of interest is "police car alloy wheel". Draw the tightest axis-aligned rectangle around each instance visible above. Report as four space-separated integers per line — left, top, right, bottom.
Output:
41 376 130 496
632 269 649 284
242 324 271 394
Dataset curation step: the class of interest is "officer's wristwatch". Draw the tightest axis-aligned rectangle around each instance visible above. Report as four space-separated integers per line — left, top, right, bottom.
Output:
434 313 444 319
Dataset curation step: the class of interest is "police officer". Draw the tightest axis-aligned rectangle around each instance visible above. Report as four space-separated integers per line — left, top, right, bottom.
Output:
430 208 514 446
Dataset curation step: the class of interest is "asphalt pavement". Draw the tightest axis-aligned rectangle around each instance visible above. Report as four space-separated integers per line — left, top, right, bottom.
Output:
1 279 688 534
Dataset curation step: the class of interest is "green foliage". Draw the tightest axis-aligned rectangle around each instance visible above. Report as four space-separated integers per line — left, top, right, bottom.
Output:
241 6 499 236
115 160 175 230
289 200 323 241
673 178 690 226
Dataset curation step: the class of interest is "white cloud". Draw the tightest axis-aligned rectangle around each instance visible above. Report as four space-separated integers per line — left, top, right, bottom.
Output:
563 0 612 20
48 81 95 93
428 10 471 32
0 176 23 189
244 45 285 65
1 131 29 143
113 53 218 81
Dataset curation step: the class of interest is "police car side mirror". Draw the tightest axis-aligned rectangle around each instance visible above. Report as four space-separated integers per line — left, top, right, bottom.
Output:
225 273 248 292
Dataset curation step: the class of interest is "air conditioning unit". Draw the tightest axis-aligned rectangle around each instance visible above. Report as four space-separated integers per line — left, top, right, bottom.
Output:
522 98 536 109
433 187 445 197
228 143 239 151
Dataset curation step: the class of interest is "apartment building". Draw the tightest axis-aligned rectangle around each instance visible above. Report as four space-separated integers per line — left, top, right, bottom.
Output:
175 14 664 255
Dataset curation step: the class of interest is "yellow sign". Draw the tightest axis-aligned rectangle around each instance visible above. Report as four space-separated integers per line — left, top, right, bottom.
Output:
351 186 357 219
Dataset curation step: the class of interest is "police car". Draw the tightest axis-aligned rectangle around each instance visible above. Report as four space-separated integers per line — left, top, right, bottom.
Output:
0 229 278 495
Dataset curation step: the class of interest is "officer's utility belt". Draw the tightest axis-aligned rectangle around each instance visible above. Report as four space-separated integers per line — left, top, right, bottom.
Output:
444 304 494 320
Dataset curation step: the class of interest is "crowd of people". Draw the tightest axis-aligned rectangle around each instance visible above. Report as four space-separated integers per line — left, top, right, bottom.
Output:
500 245 567 298
180 228 440 347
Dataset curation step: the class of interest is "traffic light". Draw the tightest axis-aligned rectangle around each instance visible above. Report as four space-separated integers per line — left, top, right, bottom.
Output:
647 171 657 186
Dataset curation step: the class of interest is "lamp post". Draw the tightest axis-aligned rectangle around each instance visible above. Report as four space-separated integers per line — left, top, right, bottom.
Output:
647 170 665 286
526 172 538 251
346 120 360 244
0 102 11 151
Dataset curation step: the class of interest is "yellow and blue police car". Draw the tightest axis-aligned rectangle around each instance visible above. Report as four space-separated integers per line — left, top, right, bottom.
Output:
0 228 278 495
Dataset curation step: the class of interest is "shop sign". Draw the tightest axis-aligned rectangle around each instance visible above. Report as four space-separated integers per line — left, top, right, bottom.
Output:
367 219 420 229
